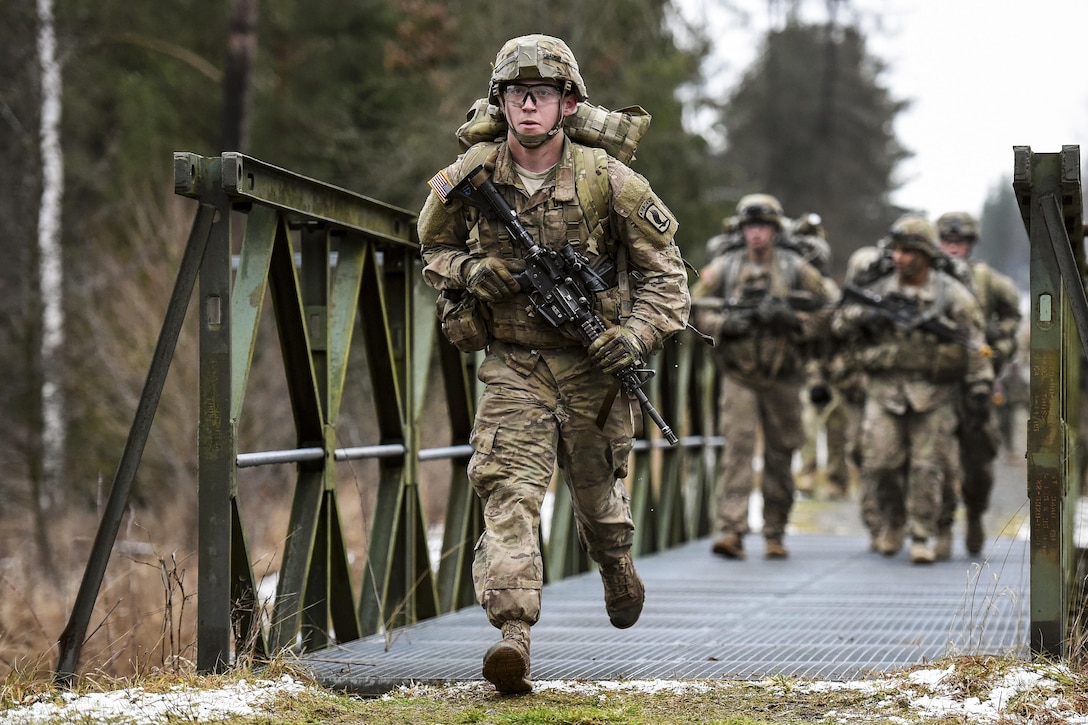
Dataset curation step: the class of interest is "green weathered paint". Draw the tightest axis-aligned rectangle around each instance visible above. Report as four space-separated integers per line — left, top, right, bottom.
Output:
1015 145 1085 657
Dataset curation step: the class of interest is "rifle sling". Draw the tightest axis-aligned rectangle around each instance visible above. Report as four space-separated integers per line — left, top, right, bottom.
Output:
595 379 642 438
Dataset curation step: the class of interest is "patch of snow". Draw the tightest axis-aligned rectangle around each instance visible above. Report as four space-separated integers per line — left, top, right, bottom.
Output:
4 663 1087 724
0 676 307 725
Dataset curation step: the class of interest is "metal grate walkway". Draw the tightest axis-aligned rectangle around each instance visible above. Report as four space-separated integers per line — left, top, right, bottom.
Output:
298 532 1030 694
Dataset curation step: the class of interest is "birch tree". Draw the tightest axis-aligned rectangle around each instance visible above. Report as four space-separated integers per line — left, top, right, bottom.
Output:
37 0 65 506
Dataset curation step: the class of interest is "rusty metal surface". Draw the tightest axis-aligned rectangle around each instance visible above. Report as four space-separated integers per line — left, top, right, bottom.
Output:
298 532 1029 694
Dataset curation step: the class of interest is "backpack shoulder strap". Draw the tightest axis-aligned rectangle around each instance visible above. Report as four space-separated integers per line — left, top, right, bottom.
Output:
460 141 502 176
776 248 803 289
573 145 611 252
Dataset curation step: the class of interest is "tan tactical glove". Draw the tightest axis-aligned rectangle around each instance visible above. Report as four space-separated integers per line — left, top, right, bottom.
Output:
589 325 649 376
462 257 522 302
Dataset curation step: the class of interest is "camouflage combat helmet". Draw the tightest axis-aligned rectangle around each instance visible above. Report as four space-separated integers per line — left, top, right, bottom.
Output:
736 193 784 229
888 213 939 257
488 35 586 149
488 34 588 105
935 211 980 242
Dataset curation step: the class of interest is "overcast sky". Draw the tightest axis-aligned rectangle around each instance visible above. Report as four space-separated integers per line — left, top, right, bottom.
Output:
675 0 1088 219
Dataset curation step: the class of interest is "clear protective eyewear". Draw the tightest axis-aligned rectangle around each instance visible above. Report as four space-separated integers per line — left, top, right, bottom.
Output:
502 83 562 106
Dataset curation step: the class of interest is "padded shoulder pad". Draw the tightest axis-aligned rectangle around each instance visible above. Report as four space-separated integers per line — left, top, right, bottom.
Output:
458 141 502 176
611 164 677 247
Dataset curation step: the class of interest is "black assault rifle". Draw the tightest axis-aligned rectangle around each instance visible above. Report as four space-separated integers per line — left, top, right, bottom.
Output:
693 286 826 314
692 287 826 336
431 164 679 446
842 284 993 358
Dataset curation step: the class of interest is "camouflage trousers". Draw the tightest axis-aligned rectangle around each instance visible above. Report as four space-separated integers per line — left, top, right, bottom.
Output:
941 406 1001 520
468 342 635 628
715 375 803 539
843 398 882 537
860 397 959 540
800 384 850 491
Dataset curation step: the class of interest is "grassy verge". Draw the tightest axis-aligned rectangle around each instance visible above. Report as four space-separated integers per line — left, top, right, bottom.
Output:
4 655 1086 724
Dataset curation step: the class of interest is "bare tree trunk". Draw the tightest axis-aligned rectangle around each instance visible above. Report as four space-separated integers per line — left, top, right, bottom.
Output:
35 0 62 573
221 0 258 152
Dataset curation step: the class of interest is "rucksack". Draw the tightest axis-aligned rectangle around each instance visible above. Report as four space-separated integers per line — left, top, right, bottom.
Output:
456 97 651 165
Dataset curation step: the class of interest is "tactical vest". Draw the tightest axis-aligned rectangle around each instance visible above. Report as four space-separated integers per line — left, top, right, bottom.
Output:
855 271 967 382
717 246 803 299
712 248 807 380
457 140 629 348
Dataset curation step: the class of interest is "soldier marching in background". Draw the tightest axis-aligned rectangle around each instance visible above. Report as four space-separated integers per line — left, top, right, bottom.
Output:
693 194 836 561
830 242 888 546
935 211 1022 556
832 215 993 564
789 212 853 500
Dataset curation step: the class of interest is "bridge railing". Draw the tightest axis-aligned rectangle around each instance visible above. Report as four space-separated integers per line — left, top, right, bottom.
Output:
55 153 720 680
1014 144 1085 658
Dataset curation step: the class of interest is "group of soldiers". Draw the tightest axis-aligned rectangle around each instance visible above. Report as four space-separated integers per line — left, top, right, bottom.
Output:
692 196 1022 565
418 33 1022 694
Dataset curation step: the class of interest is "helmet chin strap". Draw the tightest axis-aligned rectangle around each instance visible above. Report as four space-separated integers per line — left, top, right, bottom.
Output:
506 83 570 149
510 126 560 148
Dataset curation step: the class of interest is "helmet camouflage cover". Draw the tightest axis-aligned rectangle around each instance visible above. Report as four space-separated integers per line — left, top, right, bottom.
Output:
936 211 980 242
488 35 588 105
888 213 939 257
736 193 784 229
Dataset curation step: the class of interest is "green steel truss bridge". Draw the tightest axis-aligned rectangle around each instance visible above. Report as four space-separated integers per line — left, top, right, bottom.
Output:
51 147 1085 688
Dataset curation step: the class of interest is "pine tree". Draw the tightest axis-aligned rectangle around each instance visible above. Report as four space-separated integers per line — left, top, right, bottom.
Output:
716 17 909 276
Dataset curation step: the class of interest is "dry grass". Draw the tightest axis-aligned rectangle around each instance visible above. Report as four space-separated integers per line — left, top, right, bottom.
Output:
0 184 455 687
6 653 1088 724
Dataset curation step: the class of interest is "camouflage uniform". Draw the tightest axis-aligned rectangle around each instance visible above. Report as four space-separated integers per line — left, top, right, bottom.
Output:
935 212 1022 554
799 367 851 497
832 215 993 563
418 48 689 638
692 194 835 558
833 244 889 545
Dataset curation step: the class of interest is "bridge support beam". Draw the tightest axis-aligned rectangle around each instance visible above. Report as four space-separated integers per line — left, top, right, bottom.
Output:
1014 144 1085 657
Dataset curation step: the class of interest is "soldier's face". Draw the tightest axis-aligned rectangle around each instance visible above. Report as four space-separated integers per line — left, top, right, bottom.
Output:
892 246 928 284
741 222 775 253
503 83 575 136
939 235 973 259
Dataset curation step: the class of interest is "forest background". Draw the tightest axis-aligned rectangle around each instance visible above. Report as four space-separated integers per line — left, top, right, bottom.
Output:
0 0 1034 682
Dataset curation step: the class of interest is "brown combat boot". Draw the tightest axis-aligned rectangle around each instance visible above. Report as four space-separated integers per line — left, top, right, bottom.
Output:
711 532 745 559
600 552 645 629
966 512 985 555
878 525 904 556
482 620 531 694
934 526 953 561
910 538 936 564
764 537 789 559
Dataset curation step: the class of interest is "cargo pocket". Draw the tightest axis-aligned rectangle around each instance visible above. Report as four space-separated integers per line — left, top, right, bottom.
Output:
929 343 967 383
437 292 491 353
468 423 499 497
610 435 634 480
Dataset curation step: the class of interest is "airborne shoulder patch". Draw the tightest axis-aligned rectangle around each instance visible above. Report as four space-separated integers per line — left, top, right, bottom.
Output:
638 197 673 234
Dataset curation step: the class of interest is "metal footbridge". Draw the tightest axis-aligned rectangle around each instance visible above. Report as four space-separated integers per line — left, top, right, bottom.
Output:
51 147 1083 690
297 530 1030 695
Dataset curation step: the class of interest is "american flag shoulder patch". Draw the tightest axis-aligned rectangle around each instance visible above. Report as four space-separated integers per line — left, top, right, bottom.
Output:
428 170 455 204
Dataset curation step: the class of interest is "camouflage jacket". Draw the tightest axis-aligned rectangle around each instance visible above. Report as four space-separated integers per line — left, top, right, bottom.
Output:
417 137 690 352
961 259 1022 376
